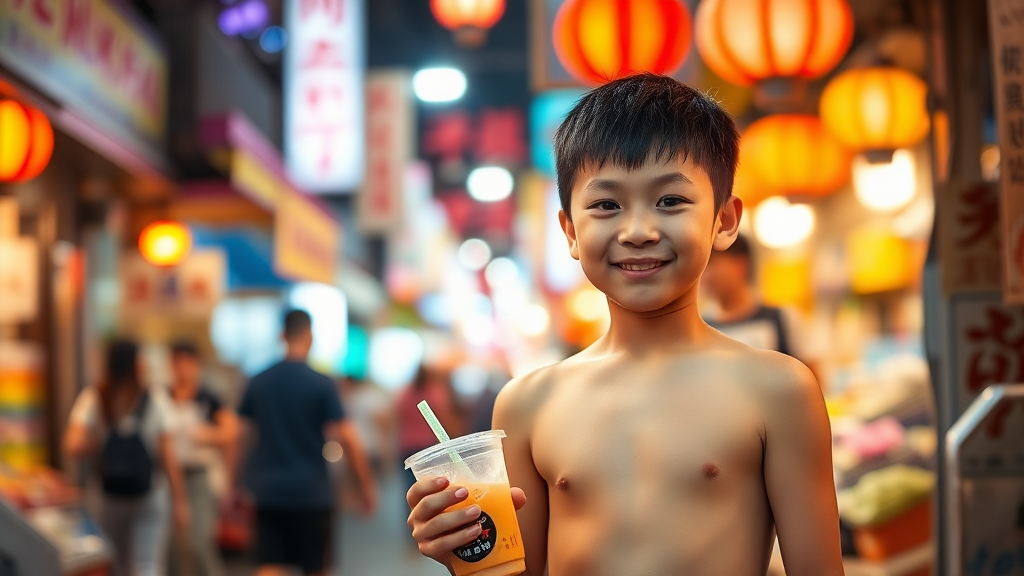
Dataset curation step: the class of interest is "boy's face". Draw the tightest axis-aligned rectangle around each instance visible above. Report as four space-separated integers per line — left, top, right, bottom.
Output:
560 154 740 314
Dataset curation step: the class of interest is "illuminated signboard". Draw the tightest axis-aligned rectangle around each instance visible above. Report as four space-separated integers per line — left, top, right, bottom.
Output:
284 0 364 194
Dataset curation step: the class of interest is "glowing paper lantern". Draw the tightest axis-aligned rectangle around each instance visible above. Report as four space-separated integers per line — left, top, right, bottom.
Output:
741 114 852 198
431 0 505 47
554 0 693 86
138 221 192 267
0 100 54 183
695 0 854 86
820 67 930 154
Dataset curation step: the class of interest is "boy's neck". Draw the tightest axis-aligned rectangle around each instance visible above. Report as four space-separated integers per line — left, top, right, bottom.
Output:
600 292 710 355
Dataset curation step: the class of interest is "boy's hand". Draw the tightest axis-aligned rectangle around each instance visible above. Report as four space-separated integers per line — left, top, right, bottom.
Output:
407 477 527 564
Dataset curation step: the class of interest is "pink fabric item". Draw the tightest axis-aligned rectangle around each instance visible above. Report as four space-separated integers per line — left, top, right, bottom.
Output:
842 417 905 460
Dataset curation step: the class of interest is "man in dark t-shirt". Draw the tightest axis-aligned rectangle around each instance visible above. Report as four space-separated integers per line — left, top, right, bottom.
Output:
238 309 377 576
702 235 807 361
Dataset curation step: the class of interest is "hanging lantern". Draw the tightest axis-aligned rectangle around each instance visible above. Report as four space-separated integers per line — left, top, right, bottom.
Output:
431 0 505 48
138 221 192 267
0 99 54 183
741 114 852 198
695 0 854 87
553 0 693 86
820 67 930 156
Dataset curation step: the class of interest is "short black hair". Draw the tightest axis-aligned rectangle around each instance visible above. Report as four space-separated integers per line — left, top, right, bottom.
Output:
170 340 199 358
283 309 312 339
553 73 740 220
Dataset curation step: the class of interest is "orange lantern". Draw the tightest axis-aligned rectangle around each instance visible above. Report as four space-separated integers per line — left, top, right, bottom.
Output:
741 114 852 198
820 67 930 156
553 0 693 86
431 0 505 47
0 99 54 183
138 221 192 267
695 0 854 86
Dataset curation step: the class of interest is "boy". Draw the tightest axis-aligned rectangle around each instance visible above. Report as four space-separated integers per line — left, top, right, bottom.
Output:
407 74 843 576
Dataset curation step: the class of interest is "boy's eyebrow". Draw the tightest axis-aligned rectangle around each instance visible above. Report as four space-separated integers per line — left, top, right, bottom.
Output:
647 171 694 187
582 172 693 195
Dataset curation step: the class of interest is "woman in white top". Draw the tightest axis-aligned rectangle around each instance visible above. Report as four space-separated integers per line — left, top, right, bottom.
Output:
63 340 189 576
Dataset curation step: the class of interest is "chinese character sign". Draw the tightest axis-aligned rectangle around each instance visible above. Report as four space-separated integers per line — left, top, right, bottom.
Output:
941 181 1004 294
284 0 364 193
358 71 413 233
989 0 1024 302
954 296 1024 414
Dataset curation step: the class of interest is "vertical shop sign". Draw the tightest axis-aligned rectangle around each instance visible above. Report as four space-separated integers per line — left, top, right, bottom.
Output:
951 293 1024 415
940 180 1003 294
0 239 38 323
284 0 364 193
358 71 413 233
988 0 1024 303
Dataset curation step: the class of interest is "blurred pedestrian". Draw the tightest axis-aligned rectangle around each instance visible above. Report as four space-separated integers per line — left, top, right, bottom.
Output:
339 375 395 477
237 310 377 576
395 365 456 512
702 234 815 364
166 341 238 576
63 339 189 576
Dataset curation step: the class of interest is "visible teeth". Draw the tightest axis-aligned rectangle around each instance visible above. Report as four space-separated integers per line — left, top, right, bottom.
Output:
620 262 661 271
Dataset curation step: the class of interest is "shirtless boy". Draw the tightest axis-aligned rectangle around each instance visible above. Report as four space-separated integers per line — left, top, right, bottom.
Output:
407 74 843 576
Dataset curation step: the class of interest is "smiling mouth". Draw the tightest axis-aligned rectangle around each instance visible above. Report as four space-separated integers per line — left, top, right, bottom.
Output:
616 261 668 271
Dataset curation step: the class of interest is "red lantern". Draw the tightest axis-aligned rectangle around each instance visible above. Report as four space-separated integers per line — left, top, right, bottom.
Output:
0 99 54 183
695 0 854 86
554 0 693 86
431 0 505 47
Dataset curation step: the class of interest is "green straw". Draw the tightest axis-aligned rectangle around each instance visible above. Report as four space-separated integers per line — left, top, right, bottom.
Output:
417 400 467 467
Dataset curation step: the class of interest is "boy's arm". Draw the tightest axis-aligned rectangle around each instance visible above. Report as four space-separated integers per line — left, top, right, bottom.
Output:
762 358 844 576
492 380 549 576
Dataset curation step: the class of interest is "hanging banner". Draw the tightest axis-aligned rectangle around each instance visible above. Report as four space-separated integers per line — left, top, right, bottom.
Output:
284 0 364 194
988 0 1024 303
940 180 1003 294
0 0 168 143
358 70 413 233
949 292 1024 416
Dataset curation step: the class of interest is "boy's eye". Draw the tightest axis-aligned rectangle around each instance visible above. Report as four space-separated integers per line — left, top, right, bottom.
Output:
589 200 621 211
657 196 690 208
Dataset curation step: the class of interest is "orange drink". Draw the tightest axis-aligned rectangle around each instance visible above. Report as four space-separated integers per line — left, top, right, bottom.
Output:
406 430 526 576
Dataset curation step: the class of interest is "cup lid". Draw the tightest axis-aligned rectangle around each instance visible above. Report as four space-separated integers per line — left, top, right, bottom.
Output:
404 429 507 470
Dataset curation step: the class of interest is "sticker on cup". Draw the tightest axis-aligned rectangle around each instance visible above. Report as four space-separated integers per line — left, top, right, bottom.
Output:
453 512 497 563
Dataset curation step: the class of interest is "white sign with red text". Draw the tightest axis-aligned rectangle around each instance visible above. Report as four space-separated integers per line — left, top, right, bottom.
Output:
284 0 364 193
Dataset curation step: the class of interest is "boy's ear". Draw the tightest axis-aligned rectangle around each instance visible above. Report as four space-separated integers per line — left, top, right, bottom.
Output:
713 195 743 252
559 210 581 260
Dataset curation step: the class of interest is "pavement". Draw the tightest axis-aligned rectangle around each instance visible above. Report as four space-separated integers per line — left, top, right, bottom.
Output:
225 474 449 576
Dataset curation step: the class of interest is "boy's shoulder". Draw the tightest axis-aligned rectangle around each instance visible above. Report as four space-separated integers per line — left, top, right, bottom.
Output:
714 335 821 411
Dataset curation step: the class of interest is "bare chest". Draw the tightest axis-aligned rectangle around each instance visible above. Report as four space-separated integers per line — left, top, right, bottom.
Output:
531 376 765 501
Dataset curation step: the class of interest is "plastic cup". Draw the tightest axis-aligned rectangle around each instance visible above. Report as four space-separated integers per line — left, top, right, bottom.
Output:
406 430 526 576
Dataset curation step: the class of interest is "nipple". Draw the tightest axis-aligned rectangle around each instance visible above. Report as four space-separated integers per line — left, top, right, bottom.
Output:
556 476 571 490
702 463 721 479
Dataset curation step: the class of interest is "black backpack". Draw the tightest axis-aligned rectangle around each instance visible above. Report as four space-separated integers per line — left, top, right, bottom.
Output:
99 391 153 497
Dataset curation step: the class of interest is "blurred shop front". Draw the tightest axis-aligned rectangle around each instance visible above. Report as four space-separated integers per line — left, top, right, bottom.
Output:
0 0 174 573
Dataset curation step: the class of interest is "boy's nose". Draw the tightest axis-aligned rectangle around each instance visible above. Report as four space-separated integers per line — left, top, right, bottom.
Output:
617 211 661 247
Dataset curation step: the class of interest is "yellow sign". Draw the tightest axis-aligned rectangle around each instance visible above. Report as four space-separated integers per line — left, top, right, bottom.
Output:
0 0 168 141
231 149 281 209
274 191 339 285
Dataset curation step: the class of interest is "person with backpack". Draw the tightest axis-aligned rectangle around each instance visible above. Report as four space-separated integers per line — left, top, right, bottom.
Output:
63 339 189 576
